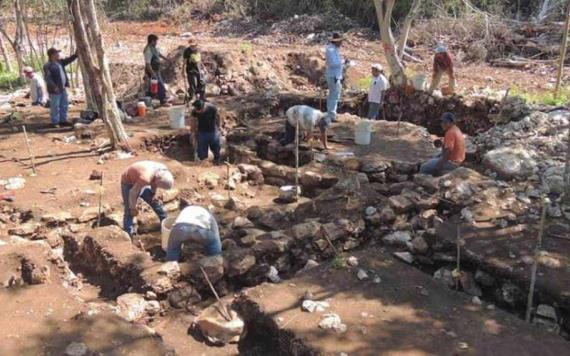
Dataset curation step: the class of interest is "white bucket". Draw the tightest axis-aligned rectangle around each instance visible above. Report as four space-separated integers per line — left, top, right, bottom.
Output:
413 74 427 91
355 120 372 145
161 217 176 251
169 106 186 129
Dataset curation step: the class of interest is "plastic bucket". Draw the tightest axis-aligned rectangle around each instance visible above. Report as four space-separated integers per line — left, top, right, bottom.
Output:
137 101 146 117
355 120 372 145
143 96 152 107
161 217 176 251
169 106 186 129
413 74 427 91
150 79 159 95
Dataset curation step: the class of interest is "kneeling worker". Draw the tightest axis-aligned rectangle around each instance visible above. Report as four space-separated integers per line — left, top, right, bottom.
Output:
121 161 174 237
420 112 465 176
281 105 331 150
166 205 222 262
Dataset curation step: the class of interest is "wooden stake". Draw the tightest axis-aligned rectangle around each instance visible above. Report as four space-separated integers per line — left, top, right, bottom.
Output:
320 225 339 257
455 224 461 291
554 2 570 98
199 266 232 322
396 111 403 138
295 114 300 201
22 125 36 175
525 198 548 322
226 161 231 200
96 173 103 228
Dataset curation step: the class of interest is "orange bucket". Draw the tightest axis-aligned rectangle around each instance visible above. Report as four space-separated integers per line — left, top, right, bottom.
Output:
137 101 147 117
150 79 159 95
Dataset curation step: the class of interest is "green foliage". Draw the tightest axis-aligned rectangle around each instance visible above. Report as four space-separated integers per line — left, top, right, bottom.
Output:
0 71 23 90
510 85 570 106
357 76 373 90
331 255 347 269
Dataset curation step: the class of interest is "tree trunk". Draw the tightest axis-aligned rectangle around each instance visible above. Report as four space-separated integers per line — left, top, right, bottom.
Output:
78 56 97 111
396 0 422 60
373 0 407 87
0 35 12 72
554 1 570 99
68 0 130 150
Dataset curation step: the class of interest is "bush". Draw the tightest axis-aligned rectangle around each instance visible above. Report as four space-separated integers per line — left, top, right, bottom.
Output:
0 71 23 90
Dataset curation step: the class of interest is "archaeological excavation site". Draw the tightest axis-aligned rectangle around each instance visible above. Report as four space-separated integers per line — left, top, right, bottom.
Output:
1 1 570 355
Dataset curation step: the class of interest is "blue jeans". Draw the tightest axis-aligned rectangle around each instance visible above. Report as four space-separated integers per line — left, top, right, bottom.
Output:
367 102 381 120
166 222 222 261
420 157 459 176
197 131 221 161
326 76 342 121
49 90 69 124
121 183 167 237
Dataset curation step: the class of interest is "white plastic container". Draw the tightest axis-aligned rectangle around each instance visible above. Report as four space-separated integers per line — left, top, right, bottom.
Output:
413 74 427 91
169 106 186 129
355 119 372 145
161 217 176 251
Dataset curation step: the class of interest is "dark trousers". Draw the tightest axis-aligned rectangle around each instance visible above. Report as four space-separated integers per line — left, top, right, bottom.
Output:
197 131 221 161
146 73 167 104
187 70 205 100
280 120 296 146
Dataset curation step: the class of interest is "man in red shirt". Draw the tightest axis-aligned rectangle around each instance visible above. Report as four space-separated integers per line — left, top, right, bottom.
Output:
428 44 456 94
420 112 465 176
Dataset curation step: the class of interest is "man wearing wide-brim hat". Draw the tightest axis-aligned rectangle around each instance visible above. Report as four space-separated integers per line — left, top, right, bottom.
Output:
325 32 345 122
183 37 205 101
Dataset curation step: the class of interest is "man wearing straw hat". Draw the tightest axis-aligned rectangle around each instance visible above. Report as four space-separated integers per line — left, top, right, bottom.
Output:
325 32 345 122
428 44 455 95
367 63 389 120
183 38 206 101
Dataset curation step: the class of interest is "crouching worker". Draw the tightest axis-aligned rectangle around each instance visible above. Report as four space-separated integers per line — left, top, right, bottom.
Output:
280 105 331 150
166 205 222 262
121 161 174 237
420 113 465 176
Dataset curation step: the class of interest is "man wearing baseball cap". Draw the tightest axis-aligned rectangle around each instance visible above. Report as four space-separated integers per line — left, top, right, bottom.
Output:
23 66 47 106
367 63 389 120
43 47 78 127
183 38 205 101
420 112 465 176
325 32 345 122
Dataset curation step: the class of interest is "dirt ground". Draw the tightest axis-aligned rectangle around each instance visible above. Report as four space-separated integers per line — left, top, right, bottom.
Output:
0 18 569 356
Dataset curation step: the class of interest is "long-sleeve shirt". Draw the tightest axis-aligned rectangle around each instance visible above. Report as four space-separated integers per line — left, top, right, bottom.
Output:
325 43 343 79
43 54 78 95
121 161 168 209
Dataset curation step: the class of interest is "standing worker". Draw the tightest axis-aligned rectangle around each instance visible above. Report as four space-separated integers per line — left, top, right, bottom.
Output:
23 66 47 107
43 47 78 128
428 44 455 95
367 63 389 120
191 100 222 164
325 32 345 122
165 204 222 262
144 34 170 107
121 161 174 238
420 113 465 176
183 38 205 101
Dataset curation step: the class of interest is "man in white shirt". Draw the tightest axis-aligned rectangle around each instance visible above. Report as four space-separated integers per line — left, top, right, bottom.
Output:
281 105 331 150
325 32 344 122
367 63 389 120
166 204 222 262
23 67 47 106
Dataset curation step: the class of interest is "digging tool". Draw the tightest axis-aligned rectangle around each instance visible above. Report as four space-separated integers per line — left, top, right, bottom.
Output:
199 266 232 322
96 173 104 228
320 225 339 257
525 198 548 322
295 113 300 201
22 125 37 175
226 161 231 200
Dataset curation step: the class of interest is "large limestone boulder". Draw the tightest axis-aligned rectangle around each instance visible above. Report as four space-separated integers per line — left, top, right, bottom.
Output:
483 147 537 179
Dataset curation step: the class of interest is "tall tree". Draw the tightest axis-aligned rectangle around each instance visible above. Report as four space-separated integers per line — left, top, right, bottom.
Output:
67 0 130 150
373 0 407 87
396 0 422 60
0 0 26 77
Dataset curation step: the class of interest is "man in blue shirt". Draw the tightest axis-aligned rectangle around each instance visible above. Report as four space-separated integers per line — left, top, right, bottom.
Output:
325 32 344 122
43 47 78 128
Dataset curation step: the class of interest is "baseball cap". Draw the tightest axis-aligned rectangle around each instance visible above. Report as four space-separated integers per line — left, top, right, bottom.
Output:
47 47 61 57
440 112 456 123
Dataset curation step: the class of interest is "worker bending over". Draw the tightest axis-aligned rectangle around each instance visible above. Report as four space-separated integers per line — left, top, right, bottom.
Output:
420 113 465 176
121 161 174 237
281 105 331 150
191 100 222 164
166 204 222 262
428 44 455 95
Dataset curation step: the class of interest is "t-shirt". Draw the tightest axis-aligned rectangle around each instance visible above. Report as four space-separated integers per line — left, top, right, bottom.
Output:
444 125 465 163
434 52 454 74
174 205 213 230
30 73 47 104
144 45 161 70
325 43 343 79
286 105 330 133
368 74 389 104
192 104 218 133
183 47 201 73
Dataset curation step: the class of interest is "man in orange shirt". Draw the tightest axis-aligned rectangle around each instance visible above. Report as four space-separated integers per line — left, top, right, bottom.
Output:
420 112 465 176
